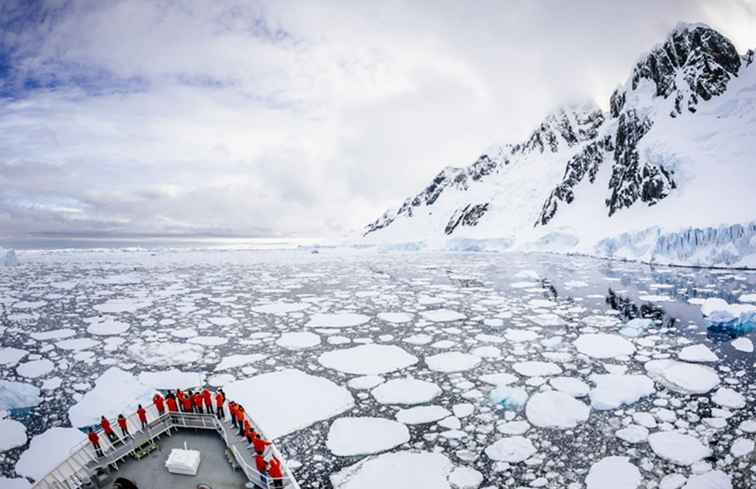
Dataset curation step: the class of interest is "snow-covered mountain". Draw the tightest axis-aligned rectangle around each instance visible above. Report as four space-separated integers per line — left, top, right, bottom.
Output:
363 23 756 268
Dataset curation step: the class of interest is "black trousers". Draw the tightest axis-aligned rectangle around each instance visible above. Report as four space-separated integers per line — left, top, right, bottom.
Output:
140 419 147 430
93 443 103 457
216 406 224 419
105 431 118 443
120 427 130 438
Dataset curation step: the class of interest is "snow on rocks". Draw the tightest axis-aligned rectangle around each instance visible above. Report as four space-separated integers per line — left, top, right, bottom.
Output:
731 337 753 352
512 361 562 377
330 450 453 489
678 344 718 363
426 352 481 373
575 333 635 359
485 436 536 462
396 405 451 424
16 359 55 378
319 344 418 375
225 369 354 439
15 427 86 480
711 387 746 409
589 374 654 410
250 302 310 314
307 312 371 328
371 378 441 405
276 331 321 349
326 417 410 456
648 431 711 465
526 391 589 428
0 418 27 451
419 309 466 322
0 380 41 409
645 359 720 394
585 456 641 489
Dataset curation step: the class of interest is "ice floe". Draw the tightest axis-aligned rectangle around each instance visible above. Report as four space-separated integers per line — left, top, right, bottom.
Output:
377 312 414 323
16 359 55 378
616 424 649 444
549 376 589 397
648 431 711 465
575 333 635 359
326 417 409 456
250 302 310 314
0 380 41 410
306 312 371 328
0 418 27 451
730 337 753 352
589 374 654 410
419 309 466 322
276 332 321 349
678 344 718 363
585 456 641 489
395 405 451 424
15 427 86 480
485 436 536 462
512 361 562 377
371 378 441 405
645 359 720 394
214 353 267 371
526 391 589 428
225 369 354 439
0 347 28 366
319 344 418 375
711 387 746 409
425 352 481 373
330 450 452 489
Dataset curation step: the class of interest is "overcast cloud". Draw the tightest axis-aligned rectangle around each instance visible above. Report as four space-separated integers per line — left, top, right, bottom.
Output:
1 0 754 238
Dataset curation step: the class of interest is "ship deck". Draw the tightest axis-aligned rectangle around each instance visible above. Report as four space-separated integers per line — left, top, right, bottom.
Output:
101 429 248 489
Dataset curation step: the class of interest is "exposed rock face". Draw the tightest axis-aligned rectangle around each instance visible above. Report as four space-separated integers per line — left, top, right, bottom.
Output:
445 203 490 235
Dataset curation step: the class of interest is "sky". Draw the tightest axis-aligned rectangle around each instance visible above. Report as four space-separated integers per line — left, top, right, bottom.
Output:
1 0 755 239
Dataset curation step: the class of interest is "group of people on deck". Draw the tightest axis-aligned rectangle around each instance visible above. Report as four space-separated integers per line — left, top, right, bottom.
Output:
86 387 285 487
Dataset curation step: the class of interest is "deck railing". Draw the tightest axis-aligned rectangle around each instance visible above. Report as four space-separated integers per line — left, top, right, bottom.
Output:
30 401 300 489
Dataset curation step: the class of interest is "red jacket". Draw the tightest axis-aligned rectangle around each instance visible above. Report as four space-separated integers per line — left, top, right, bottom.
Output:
117 417 127 430
229 403 237 419
255 455 267 473
253 437 272 454
202 389 212 407
193 393 203 408
137 407 147 424
88 431 100 446
235 407 245 422
166 397 178 412
153 394 164 412
181 396 192 411
268 458 282 479
101 419 114 434
215 392 224 409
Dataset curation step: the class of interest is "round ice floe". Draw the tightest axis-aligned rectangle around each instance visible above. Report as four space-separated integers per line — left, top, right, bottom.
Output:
490 386 528 411
371 378 441 405
730 337 753 352
214 353 266 371
326 417 409 456
513 361 562 377
645 359 720 394
471 346 501 358
395 405 451 425
86 318 130 336
739 419 756 433
319 344 417 375
648 431 711 465
425 352 481 373
225 369 354 438
377 312 413 323
585 456 641 489
0 418 27 451
505 329 539 342
485 436 536 462
497 420 530 435
307 312 371 328
0 348 27 369
730 437 754 457
678 344 718 363
659 473 687 489
16 359 54 378
549 376 589 397
526 391 589 428
276 332 321 349
480 372 518 386
15 427 86 480
188 336 228 346
329 451 452 489
680 470 731 489
347 375 384 390
0 380 41 410
616 424 649 444
404 334 433 345
56 338 99 351
250 302 309 314
575 333 635 359
94 298 151 314
589 374 654 410
448 466 483 489
419 309 466 322
711 387 746 409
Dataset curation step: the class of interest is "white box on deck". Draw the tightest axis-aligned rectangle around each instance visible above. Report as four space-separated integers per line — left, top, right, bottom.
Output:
165 448 201 475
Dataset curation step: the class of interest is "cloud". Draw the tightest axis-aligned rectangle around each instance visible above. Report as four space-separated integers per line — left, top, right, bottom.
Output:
0 0 754 238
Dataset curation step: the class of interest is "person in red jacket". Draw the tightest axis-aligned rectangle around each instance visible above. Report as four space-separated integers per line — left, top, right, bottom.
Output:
268 457 283 489
229 401 238 429
235 405 246 436
215 391 225 420
100 416 118 443
252 433 272 455
88 428 103 457
202 388 213 414
137 404 148 430
166 394 178 413
244 421 255 444
181 392 193 413
192 391 204 414
117 414 130 438
254 453 267 483
153 393 165 416
176 390 187 411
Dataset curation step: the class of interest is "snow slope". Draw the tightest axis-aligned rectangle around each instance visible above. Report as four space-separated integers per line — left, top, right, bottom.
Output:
363 24 756 268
